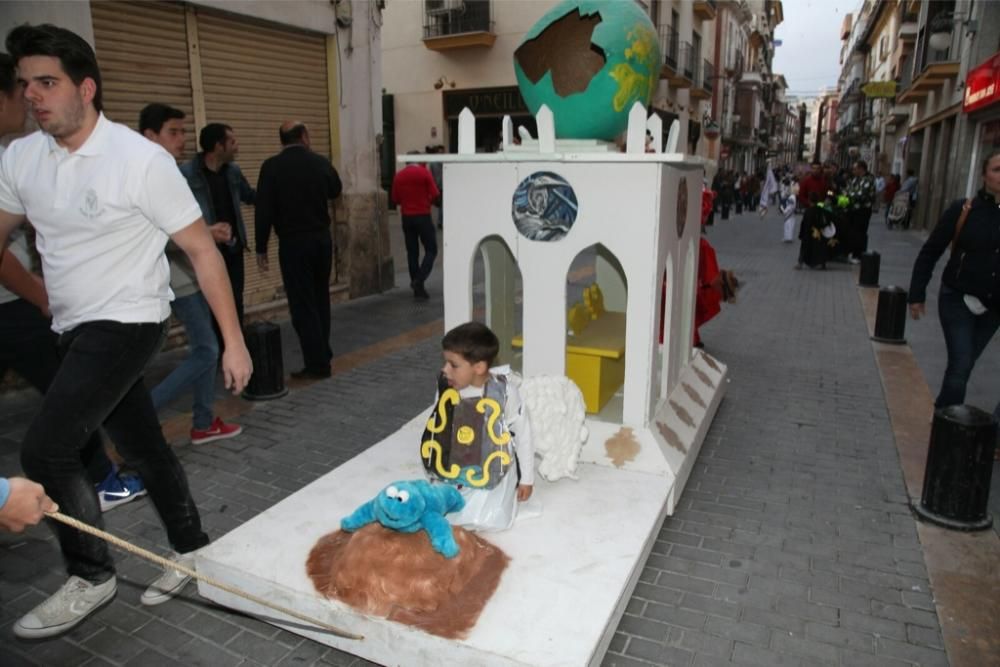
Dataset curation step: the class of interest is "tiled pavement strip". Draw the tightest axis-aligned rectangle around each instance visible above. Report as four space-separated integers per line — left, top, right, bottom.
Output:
1 207 997 666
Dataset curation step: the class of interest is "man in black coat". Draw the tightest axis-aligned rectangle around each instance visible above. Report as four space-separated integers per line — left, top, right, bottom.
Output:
255 121 342 379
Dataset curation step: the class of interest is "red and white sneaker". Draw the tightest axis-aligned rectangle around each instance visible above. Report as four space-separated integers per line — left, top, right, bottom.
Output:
190 417 243 445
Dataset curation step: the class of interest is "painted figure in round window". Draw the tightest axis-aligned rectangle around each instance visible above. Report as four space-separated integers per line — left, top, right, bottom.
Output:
512 171 579 242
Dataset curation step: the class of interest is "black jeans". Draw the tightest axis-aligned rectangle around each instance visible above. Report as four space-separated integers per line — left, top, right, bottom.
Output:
20 320 208 583
213 243 245 354
401 214 438 285
279 233 333 372
220 244 245 325
849 207 872 257
0 299 110 484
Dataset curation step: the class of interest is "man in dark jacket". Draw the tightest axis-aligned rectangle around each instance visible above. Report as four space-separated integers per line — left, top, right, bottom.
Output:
180 123 255 326
844 160 876 263
255 121 343 379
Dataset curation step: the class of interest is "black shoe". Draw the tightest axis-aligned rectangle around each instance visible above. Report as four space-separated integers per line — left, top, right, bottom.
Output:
414 284 430 301
291 367 331 380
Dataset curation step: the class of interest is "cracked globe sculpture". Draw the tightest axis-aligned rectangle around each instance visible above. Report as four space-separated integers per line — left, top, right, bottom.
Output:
514 0 661 141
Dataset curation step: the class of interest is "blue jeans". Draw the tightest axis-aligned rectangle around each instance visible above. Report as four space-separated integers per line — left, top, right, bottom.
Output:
936 285 1000 418
150 292 218 430
21 320 208 583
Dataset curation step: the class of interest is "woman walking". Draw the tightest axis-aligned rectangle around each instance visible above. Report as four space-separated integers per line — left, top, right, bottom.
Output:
909 151 1000 426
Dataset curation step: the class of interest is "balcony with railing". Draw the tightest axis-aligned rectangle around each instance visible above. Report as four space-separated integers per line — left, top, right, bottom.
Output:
691 58 714 100
839 77 861 105
897 16 960 102
658 25 680 78
738 63 765 87
423 0 496 50
682 43 695 81
729 125 756 145
693 0 717 21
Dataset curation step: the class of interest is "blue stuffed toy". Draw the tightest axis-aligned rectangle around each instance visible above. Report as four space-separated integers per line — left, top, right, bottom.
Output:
341 480 465 558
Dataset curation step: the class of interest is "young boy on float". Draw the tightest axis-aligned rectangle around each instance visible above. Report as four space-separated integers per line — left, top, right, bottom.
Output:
420 322 534 531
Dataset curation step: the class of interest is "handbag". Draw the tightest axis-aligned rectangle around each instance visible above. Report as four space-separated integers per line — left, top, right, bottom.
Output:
821 222 836 239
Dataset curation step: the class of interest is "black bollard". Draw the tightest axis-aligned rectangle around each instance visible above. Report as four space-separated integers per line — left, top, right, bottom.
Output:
859 250 880 287
912 405 997 531
871 286 907 344
242 321 288 401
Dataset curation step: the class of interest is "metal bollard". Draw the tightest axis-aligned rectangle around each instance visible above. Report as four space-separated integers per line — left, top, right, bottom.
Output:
242 321 288 401
871 286 907 344
859 250 880 287
912 405 997 531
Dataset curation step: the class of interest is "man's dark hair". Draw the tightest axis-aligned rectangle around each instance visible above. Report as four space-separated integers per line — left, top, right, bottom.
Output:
442 322 499 366
279 122 307 146
199 122 232 153
5 24 103 112
855 160 868 172
0 53 16 96
139 103 185 135
810 160 821 167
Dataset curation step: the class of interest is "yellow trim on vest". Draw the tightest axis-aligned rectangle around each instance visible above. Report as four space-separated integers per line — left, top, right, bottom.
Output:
421 440 461 479
426 388 460 434
464 450 513 487
476 397 511 446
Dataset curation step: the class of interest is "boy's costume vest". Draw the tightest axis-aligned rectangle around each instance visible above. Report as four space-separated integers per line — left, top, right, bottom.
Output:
421 374 512 490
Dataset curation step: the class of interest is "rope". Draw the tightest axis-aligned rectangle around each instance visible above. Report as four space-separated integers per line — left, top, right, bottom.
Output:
46 511 362 640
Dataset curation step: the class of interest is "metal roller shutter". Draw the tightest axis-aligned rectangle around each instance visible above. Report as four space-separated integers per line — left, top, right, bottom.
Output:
196 10 333 309
91 1 198 157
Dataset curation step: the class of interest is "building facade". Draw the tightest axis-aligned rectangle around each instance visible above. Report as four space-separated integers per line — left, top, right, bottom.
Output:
383 0 793 178
834 0 1000 230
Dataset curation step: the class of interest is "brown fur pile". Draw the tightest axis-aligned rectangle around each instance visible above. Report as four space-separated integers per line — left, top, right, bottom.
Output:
306 524 509 639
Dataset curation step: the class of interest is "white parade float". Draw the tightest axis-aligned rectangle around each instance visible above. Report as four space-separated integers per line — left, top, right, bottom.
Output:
196 101 727 666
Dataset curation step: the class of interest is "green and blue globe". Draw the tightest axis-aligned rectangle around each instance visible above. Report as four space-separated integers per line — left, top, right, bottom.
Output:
514 0 660 141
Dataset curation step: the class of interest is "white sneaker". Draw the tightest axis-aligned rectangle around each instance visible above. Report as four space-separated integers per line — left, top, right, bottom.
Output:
141 551 195 606
14 575 116 639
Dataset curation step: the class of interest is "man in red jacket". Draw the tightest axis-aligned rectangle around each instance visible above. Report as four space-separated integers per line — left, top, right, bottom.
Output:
391 158 441 300
797 161 828 210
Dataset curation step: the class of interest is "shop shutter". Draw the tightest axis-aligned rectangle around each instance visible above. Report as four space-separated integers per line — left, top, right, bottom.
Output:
196 9 333 309
91 1 198 157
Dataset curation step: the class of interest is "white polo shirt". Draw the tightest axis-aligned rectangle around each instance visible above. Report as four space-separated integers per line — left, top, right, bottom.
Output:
0 113 203 332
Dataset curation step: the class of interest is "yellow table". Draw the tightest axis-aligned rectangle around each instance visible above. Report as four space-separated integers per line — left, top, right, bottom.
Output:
513 311 626 414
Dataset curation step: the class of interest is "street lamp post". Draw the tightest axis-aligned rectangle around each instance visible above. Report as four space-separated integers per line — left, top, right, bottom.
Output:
814 98 828 163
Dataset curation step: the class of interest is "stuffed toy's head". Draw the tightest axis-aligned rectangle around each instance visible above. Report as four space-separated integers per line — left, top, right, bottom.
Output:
373 481 426 531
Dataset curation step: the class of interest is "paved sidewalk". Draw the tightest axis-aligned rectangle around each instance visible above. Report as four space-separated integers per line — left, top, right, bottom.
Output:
0 207 981 666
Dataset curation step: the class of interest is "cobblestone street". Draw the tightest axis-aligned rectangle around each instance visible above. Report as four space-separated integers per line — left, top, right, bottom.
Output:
1 208 997 666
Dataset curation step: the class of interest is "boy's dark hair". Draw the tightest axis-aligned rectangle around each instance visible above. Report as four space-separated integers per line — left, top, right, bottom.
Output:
5 24 103 112
139 103 185 135
442 322 499 366
279 122 306 146
808 191 820 204
0 53 16 95
199 122 232 153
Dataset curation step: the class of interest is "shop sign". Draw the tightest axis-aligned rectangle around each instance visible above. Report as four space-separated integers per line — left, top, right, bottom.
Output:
964 52 1000 114
444 86 529 118
861 81 896 98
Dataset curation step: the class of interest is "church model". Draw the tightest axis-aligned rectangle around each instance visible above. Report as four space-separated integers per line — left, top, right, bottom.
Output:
195 2 727 665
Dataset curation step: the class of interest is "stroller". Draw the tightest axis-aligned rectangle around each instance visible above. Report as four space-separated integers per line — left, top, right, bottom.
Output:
887 191 910 229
